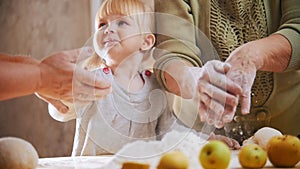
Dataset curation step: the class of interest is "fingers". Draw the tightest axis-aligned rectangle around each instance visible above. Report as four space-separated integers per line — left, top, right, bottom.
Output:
208 72 242 97
66 47 94 63
201 61 242 99
199 81 239 108
199 92 224 121
39 47 112 104
66 48 112 101
198 101 226 128
198 98 237 128
71 68 112 102
48 99 69 114
221 104 237 123
240 79 253 115
209 134 241 150
72 86 112 102
65 48 112 102
227 70 254 115
213 61 231 74
197 81 239 127
36 93 69 113
72 78 112 102
76 67 111 89
196 61 243 128
240 91 251 114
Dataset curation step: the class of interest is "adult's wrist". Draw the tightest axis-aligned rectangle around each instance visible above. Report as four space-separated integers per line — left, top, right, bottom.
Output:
163 60 196 98
254 34 291 72
36 61 50 95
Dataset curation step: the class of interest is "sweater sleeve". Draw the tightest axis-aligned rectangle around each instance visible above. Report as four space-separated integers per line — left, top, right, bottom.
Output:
153 0 202 90
153 0 220 90
275 0 300 71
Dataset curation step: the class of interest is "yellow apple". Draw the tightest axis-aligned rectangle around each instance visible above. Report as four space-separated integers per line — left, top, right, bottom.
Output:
199 140 231 169
157 151 189 169
238 144 267 168
267 135 300 167
121 161 150 169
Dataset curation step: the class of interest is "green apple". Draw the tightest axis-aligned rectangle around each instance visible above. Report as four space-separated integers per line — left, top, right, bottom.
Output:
199 140 231 169
267 135 300 167
157 151 189 169
238 144 267 168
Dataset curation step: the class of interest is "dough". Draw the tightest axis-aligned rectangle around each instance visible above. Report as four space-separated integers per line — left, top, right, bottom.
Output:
0 137 39 169
243 127 282 149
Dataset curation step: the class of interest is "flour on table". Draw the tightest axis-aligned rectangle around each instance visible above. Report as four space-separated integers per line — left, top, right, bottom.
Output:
100 129 208 169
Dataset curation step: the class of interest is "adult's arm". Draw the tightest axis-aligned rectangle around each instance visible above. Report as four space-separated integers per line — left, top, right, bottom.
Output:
225 0 300 115
154 0 242 127
0 53 42 100
154 0 202 98
0 48 112 103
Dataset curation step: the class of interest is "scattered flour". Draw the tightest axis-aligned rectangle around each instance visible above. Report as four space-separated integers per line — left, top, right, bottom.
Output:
100 129 208 169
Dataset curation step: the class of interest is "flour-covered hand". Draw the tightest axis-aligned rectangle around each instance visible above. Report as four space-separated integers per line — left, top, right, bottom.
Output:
191 60 242 128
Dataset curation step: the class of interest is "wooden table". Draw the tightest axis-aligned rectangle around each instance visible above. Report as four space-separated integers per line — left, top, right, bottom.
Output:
38 152 300 169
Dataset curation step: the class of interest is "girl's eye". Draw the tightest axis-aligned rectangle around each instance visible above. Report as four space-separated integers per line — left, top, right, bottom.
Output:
118 20 128 26
98 23 107 29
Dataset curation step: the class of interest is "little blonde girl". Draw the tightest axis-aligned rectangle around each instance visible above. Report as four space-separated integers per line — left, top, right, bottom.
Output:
49 0 176 156
48 0 240 156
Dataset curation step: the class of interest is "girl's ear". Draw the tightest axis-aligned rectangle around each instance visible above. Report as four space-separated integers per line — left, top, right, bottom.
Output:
140 34 156 51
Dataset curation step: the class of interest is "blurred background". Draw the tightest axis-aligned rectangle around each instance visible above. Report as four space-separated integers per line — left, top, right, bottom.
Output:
0 0 102 157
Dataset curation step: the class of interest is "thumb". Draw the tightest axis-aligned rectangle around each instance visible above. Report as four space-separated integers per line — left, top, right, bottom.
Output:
35 93 69 113
240 90 251 115
63 47 94 64
76 47 94 63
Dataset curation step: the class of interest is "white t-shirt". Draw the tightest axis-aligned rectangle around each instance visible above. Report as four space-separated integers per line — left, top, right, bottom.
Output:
48 68 176 156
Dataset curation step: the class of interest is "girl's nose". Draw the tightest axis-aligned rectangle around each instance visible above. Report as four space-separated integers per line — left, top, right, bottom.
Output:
104 24 115 34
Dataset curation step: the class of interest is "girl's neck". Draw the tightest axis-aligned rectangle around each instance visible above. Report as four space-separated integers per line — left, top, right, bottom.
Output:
108 52 145 92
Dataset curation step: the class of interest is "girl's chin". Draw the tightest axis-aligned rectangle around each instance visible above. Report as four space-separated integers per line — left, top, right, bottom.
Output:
104 41 118 48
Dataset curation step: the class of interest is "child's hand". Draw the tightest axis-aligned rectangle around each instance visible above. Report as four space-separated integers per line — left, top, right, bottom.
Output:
208 132 241 150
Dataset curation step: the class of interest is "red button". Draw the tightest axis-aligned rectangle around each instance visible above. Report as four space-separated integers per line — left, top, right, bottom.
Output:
103 67 110 74
145 70 151 77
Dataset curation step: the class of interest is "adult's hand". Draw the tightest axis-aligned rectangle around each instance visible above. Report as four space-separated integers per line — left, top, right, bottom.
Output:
225 34 292 118
191 60 242 128
225 44 258 117
36 47 112 112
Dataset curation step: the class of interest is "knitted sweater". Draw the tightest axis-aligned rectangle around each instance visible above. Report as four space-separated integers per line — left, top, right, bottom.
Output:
154 0 300 141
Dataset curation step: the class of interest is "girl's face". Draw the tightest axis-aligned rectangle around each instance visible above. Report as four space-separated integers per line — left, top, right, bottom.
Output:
95 14 145 64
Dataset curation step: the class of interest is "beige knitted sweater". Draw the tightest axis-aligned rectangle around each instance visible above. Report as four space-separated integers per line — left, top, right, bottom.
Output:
154 0 300 141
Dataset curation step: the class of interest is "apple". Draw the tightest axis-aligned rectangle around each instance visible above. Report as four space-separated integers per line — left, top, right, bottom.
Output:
238 144 267 168
199 140 231 169
121 161 150 169
267 135 300 167
157 151 189 169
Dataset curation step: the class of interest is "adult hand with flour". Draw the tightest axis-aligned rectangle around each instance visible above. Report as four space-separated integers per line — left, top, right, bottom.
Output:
161 59 242 128
193 61 243 128
225 34 292 116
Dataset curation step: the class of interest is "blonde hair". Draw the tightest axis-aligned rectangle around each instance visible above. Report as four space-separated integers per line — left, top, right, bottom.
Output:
95 0 154 33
